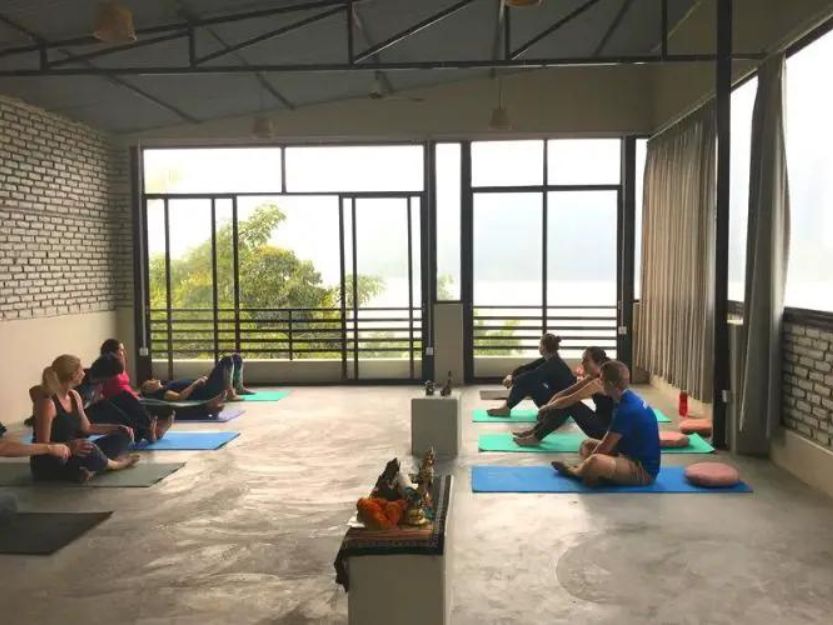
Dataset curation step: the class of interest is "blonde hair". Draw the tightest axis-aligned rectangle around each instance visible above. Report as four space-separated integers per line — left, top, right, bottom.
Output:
41 355 82 396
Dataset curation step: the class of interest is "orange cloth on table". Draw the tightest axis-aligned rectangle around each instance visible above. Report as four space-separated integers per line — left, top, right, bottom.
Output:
356 497 409 530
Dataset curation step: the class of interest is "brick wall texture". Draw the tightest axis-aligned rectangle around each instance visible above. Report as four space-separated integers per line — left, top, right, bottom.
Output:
0 95 132 320
783 322 833 450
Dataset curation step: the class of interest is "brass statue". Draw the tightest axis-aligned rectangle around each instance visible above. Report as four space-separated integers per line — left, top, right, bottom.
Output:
424 380 435 396
440 370 452 396
410 447 435 513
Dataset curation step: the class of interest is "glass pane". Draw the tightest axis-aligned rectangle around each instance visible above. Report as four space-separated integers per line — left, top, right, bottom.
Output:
547 139 621 185
635 139 647 299
354 198 415 361
143 148 282 194
471 140 544 187
786 32 833 312
214 199 236 355
285 146 423 192
436 143 461 300
547 191 618 359
166 199 213 358
473 193 543 358
729 78 757 304
236 195 341 359
146 199 168 359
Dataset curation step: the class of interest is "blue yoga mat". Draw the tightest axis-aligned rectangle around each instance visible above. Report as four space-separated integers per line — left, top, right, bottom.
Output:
134 431 240 451
471 465 752 494
178 407 244 423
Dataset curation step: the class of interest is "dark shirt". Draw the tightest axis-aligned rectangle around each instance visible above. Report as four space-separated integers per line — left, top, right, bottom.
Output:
609 390 661 477
514 355 576 396
146 379 194 400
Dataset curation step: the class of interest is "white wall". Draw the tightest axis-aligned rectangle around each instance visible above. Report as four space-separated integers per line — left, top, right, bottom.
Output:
0 310 120 425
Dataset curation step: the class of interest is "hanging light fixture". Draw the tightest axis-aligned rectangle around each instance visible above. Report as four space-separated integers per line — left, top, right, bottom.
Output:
93 1 137 43
251 115 274 139
489 77 512 131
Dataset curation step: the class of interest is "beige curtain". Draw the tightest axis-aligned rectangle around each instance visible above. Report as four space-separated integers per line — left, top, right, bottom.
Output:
738 55 790 454
636 104 716 400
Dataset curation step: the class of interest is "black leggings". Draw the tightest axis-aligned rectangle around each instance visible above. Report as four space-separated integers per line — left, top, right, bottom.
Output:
533 401 612 440
507 377 555 410
87 392 157 442
190 354 240 401
30 431 132 482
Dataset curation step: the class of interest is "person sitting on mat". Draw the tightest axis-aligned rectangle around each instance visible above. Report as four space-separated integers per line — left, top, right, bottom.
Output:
486 333 575 417
551 360 660 487
30 355 140 483
513 346 614 446
139 353 253 406
82 354 172 443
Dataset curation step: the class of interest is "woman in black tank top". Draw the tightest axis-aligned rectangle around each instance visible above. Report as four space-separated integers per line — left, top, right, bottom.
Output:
513 347 616 446
31 355 141 483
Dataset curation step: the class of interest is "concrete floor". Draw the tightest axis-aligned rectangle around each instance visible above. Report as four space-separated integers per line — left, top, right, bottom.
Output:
2 384 833 625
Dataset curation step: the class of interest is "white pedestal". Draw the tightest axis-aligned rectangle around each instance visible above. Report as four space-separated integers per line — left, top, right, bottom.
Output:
411 393 460 458
346 479 454 625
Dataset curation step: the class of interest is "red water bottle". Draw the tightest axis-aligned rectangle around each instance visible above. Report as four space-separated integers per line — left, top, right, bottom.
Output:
678 391 689 418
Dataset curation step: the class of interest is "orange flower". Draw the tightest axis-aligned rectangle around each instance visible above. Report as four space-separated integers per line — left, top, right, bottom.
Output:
357 497 408 530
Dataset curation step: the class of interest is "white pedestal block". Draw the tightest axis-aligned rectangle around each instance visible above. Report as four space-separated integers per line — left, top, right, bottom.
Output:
411 394 460 458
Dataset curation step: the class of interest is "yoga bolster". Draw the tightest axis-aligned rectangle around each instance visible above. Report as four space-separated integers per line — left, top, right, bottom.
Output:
679 418 713 436
684 462 740 488
659 431 690 448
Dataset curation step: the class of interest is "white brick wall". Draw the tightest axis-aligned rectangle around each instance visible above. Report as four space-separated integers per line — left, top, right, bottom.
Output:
783 322 833 449
0 95 132 320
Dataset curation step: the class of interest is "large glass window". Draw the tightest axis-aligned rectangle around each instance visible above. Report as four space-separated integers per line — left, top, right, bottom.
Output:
729 77 757 304
471 140 544 187
547 139 621 185
436 143 461 300
785 31 833 312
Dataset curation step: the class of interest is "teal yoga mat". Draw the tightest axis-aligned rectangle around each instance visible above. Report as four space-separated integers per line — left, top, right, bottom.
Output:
472 408 672 424
478 432 714 454
241 390 289 402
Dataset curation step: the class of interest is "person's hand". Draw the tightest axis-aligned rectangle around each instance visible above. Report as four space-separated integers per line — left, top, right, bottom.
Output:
117 425 135 442
48 443 71 462
502 375 513 389
68 439 94 457
194 376 208 386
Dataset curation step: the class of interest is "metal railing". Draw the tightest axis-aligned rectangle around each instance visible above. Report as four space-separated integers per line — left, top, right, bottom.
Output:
149 306 423 361
472 304 618 356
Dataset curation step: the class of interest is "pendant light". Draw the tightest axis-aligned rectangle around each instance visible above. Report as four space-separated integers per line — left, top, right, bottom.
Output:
489 77 512 131
93 1 137 43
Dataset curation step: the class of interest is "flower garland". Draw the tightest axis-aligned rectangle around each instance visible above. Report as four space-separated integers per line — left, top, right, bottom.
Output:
356 497 408 530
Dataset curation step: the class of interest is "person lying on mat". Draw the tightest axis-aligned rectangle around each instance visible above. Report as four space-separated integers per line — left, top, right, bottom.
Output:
30 355 140 483
486 334 575 417
82 354 172 443
513 347 614 446
139 353 253 405
0 438 70 462
551 361 660 487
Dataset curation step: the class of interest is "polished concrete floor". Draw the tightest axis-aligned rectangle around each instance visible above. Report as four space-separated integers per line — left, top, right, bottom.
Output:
2 385 833 625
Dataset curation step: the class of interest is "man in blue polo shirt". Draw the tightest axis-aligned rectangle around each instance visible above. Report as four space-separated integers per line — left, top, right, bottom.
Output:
552 360 660 486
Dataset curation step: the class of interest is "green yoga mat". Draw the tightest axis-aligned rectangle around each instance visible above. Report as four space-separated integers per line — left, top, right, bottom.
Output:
473 408 672 424
0 462 185 487
241 390 289 402
478 432 714 454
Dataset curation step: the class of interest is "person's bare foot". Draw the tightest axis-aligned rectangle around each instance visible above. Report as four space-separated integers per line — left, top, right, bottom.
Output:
154 413 174 441
124 453 141 468
513 434 541 447
551 461 580 480
487 406 511 417
147 416 159 443
226 389 242 402
236 387 256 395
513 428 534 437
206 394 225 413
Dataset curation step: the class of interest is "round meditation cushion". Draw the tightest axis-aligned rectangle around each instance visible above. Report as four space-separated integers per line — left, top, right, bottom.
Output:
679 418 713 436
659 431 690 448
684 462 740 488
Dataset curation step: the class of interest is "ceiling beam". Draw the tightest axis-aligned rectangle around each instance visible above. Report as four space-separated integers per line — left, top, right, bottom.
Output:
49 30 189 68
593 0 634 56
511 0 603 60
353 0 477 64
174 0 295 110
0 0 365 59
351 5 395 95
194 6 344 65
0 52 768 77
